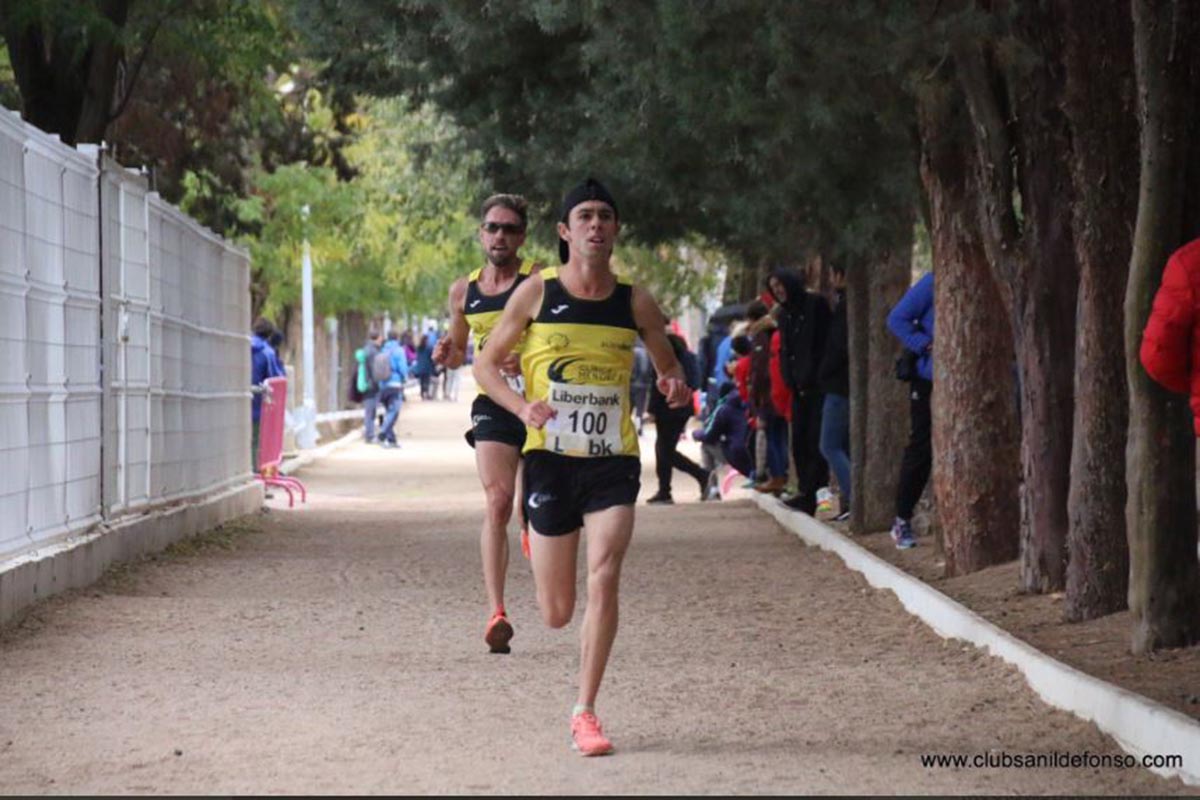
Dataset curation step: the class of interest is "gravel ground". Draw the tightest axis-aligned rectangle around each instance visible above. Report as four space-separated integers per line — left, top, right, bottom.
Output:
0 384 1189 795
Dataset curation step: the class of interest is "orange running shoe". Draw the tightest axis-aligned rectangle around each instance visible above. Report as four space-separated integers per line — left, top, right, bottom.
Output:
520 525 531 560
570 711 614 756
485 611 513 654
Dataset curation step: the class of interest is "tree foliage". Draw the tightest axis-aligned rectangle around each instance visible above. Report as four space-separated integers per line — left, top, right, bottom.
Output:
297 0 921 280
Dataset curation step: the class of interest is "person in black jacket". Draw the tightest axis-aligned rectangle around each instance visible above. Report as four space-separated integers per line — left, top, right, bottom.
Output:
767 267 831 514
817 266 850 521
646 332 711 504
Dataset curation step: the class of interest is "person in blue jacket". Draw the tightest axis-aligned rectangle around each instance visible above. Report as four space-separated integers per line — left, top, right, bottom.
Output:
251 317 286 469
377 330 411 448
886 271 934 550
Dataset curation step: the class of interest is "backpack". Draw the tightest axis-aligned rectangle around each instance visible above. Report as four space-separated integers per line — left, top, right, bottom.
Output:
371 350 393 383
354 348 372 395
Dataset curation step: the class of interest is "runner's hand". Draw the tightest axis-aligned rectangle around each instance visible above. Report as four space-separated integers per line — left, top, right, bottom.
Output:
498 351 522 377
659 376 691 408
519 400 556 429
432 338 451 365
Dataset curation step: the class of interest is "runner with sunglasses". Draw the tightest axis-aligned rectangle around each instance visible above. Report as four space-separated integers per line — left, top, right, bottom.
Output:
434 194 541 654
474 178 691 756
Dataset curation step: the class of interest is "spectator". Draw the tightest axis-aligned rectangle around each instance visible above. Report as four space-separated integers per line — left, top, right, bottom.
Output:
425 325 441 399
730 335 753 403
818 266 851 522
251 317 286 469
443 361 463 402
630 339 654 436
360 329 384 442
710 322 738 404
747 300 788 496
692 382 754 479
768 268 832 514
376 330 411 448
401 329 417 367
646 332 710 504
1141 237 1200 435
266 328 286 376
887 271 934 549
698 319 728 411
413 334 436 399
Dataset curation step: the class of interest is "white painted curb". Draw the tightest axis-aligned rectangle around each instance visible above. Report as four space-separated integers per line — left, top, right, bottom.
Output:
753 493 1200 787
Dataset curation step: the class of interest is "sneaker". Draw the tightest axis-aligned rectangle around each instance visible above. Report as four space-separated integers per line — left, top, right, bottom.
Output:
571 711 614 756
890 517 916 549
520 525 531 561
645 492 674 505
484 612 514 654
833 510 851 523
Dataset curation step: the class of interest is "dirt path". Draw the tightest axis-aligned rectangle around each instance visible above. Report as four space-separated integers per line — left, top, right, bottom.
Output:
0 382 1189 794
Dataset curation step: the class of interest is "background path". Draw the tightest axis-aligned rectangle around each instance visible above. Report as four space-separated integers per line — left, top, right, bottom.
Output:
0 380 1187 794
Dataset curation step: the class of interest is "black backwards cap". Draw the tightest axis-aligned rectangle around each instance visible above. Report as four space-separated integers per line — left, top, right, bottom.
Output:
558 177 619 263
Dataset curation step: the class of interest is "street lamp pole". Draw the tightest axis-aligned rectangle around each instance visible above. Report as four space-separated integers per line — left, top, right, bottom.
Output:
297 204 318 449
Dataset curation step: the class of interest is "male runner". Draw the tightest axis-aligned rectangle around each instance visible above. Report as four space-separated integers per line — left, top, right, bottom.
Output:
433 194 539 654
473 178 691 756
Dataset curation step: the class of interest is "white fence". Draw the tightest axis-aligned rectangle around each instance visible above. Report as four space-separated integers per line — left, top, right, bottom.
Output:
0 110 251 565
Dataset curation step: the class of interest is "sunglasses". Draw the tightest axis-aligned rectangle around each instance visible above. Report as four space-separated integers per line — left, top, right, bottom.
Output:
481 222 525 234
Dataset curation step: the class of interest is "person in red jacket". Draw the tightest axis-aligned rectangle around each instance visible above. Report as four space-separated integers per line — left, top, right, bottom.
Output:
1141 238 1200 433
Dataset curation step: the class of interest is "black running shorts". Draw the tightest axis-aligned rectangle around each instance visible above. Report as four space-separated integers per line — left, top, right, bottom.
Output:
522 451 641 536
465 394 526 449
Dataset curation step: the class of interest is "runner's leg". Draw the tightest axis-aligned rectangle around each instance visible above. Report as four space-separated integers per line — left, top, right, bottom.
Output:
576 503 634 709
529 526 581 628
475 441 520 614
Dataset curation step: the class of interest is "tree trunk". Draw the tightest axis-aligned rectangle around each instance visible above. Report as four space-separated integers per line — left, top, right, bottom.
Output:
1125 0 1200 653
848 229 911 535
1059 0 1136 621
918 82 1020 574
848 259 869 532
954 2 1078 592
1 1 129 145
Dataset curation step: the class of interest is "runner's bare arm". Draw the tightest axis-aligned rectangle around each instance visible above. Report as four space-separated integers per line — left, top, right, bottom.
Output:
433 277 470 368
633 285 691 408
473 275 555 427
496 262 544 376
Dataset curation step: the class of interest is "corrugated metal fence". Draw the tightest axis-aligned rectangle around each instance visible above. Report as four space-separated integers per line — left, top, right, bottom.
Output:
0 110 251 565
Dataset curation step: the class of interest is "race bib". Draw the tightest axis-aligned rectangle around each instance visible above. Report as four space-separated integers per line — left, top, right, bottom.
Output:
545 382 623 457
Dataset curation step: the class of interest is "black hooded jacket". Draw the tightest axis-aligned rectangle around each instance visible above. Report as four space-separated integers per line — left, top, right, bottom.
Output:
769 268 831 394
817 288 849 396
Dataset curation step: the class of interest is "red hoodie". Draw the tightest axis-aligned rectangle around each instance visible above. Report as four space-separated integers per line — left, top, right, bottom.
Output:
1141 237 1200 434
768 329 792 421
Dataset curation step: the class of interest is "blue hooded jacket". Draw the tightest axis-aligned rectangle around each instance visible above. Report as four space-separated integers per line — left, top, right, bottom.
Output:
381 339 409 389
251 335 285 422
887 272 935 382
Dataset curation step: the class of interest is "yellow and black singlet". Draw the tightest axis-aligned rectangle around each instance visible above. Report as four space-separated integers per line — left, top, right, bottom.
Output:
521 267 639 458
464 261 533 396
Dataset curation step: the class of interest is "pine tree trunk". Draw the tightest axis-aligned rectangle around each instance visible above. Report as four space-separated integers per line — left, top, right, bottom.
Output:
1125 0 1200 653
1016 4 1079 594
954 2 1078 593
848 260 869 533
1059 0 1136 621
918 83 1020 574
848 231 912 534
